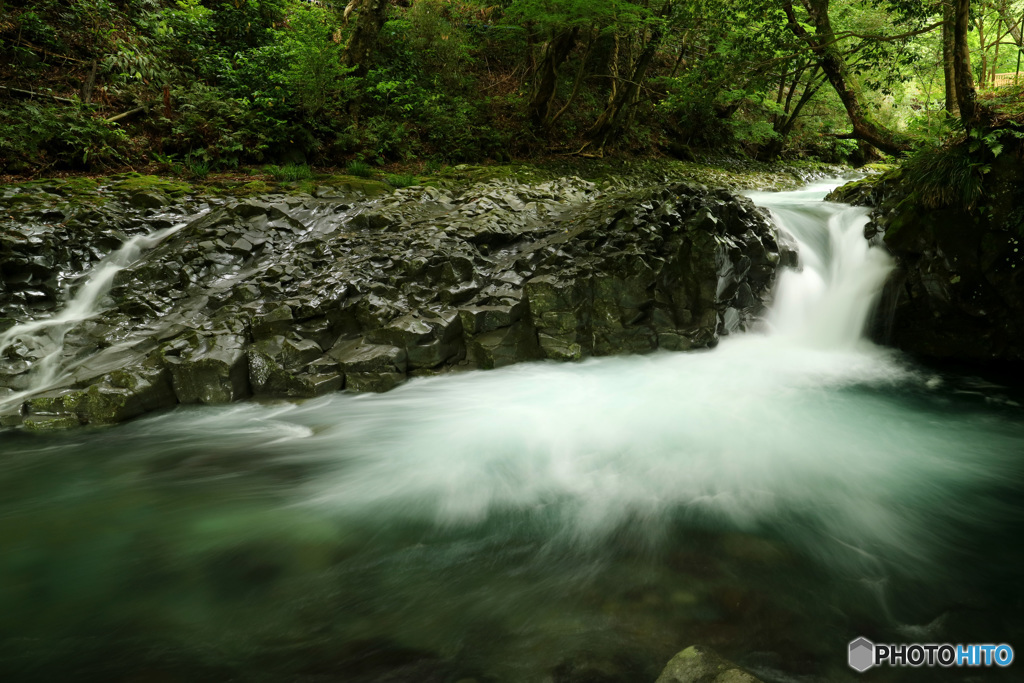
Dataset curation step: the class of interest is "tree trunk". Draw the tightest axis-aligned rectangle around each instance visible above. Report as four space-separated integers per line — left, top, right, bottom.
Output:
784 0 913 156
582 3 672 154
953 0 985 127
763 70 824 159
81 59 98 105
527 28 578 128
997 0 1023 46
978 11 988 87
993 11 1003 86
943 0 960 115
342 0 389 77
548 30 595 130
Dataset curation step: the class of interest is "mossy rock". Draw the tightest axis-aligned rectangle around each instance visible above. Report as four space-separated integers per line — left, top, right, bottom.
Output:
318 175 391 197
109 174 193 198
232 180 273 197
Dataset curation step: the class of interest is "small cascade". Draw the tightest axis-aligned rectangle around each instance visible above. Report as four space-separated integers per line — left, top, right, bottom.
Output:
0 223 185 403
745 181 894 347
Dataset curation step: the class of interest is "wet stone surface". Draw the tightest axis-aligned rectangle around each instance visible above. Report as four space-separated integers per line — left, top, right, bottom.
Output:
0 177 789 428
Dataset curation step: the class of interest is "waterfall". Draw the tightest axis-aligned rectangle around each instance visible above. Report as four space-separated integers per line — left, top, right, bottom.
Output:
745 180 894 348
0 223 186 403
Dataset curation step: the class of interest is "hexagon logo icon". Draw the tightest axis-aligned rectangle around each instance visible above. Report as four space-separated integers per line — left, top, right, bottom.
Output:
849 637 875 672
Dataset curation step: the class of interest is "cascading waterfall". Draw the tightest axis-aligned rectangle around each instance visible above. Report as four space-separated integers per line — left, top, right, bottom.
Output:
0 222 186 404
1 182 1022 683
746 180 895 346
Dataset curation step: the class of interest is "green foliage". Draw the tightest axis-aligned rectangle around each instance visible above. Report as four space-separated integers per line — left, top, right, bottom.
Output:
385 173 418 188
281 4 353 114
102 45 175 88
0 101 130 171
900 144 987 211
164 82 288 166
357 116 414 163
898 124 1024 211
10 0 1024 173
346 160 373 178
184 152 211 179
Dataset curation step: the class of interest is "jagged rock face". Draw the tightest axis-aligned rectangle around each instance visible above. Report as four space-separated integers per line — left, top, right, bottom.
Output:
0 190 178 326
0 177 786 428
872 206 1024 363
830 164 1024 364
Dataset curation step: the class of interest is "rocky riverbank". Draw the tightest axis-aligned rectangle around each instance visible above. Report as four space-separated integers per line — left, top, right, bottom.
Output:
828 159 1024 366
1 166 798 429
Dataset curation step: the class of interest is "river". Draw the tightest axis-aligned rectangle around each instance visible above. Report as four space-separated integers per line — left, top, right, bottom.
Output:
0 182 1022 682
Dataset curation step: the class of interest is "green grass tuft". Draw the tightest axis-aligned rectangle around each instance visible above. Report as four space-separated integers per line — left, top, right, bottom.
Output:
264 163 314 182
346 160 373 178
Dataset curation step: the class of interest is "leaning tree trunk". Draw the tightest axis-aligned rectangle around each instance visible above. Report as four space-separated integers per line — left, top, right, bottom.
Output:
343 0 389 77
783 0 913 156
942 0 960 116
528 28 578 128
997 0 1023 46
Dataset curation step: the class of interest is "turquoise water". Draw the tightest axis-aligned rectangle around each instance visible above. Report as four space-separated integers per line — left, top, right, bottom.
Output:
2 348 1022 682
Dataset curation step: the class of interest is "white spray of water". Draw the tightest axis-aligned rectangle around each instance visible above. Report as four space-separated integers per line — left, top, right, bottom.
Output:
746 181 894 347
183 179 1010 573
0 222 186 402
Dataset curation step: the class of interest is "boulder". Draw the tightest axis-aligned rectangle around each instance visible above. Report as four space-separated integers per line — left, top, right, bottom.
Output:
656 646 763 683
248 335 341 398
165 334 250 404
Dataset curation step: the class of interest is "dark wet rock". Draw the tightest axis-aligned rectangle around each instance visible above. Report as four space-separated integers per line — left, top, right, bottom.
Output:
251 305 295 339
248 335 340 397
164 334 250 404
328 338 407 393
21 362 176 428
1 175 785 426
655 646 763 683
129 190 169 210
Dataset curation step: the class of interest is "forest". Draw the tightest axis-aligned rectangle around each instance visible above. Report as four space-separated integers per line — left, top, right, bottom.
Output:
1 0 1023 177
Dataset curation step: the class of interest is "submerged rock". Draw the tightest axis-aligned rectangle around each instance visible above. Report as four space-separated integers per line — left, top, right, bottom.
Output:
0 176 786 427
656 646 763 683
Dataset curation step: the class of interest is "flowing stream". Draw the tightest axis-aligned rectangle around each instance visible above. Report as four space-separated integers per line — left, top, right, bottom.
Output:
1 183 1023 682
0 221 187 406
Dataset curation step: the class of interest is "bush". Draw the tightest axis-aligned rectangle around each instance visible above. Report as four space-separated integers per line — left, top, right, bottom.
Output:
385 173 417 188
0 101 130 171
164 82 289 166
282 4 354 115
185 153 211 179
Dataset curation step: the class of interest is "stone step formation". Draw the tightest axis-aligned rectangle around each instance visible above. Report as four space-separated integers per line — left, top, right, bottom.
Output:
0 177 791 429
